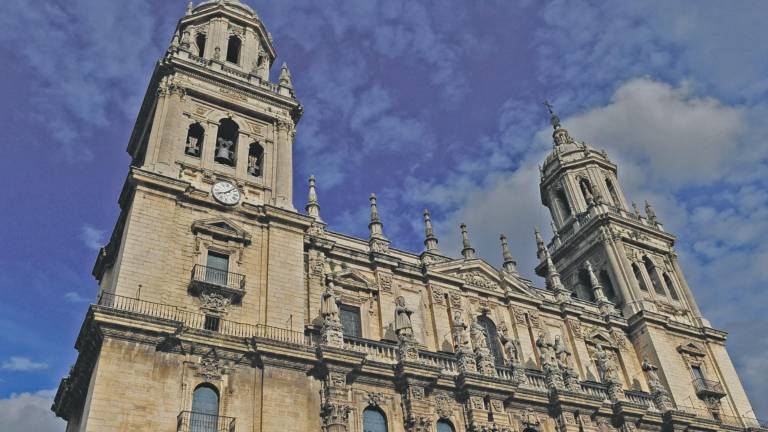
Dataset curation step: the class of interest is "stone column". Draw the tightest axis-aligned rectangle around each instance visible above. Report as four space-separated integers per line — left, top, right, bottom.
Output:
155 83 185 176
601 236 636 309
669 255 705 323
273 120 295 210
201 121 219 171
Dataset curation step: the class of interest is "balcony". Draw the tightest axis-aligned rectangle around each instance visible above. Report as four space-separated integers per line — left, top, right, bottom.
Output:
189 264 245 302
177 411 235 432
692 378 726 399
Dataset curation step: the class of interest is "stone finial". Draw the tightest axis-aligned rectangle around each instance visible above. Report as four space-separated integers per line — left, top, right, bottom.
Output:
460 223 476 259
279 62 293 88
584 261 607 302
186 1 193 15
632 201 640 216
500 234 518 274
305 175 322 221
423 209 440 253
534 227 547 260
368 194 389 252
544 249 571 303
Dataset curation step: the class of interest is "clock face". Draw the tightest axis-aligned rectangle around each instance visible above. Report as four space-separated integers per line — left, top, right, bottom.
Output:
212 181 241 205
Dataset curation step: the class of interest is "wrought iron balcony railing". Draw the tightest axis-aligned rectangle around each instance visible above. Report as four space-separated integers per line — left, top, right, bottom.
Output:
692 378 726 399
177 411 235 432
189 265 245 301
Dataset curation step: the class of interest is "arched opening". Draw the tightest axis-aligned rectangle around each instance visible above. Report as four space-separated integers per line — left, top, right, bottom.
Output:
599 270 617 303
555 188 572 219
663 273 680 301
605 178 620 206
643 257 665 296
248 142 264 177
363 407 387 432
196 33 207 57
185 123 204 157
632 264 648 292
577 269 596 302
226 35 241 64
477 316 505 367
215 119 238 166
437 420 455 432
191 383 219 432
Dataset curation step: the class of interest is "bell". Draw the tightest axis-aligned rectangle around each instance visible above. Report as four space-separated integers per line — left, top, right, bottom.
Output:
215 138 233 163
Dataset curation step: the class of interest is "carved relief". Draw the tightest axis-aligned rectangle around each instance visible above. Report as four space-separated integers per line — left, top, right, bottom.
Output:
430 284 445 305
199 292 231 314
366 392 385 407
459 271 499 291
567 318 583 339
378 273 393 293
434 392 454 419
449 292 463 309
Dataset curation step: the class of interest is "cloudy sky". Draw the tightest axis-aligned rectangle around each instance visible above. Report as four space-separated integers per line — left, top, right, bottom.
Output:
1 0 767 429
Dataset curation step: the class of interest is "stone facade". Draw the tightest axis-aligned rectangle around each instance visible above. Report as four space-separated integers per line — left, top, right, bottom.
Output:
52 2 763 432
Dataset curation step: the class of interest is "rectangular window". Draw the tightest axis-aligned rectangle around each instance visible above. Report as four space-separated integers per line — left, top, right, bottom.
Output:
204 315 220 332
205 251 229 286
340 305 362 338
691 365 706 381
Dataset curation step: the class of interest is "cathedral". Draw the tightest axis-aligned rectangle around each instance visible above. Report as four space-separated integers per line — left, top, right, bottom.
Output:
52 1 763 432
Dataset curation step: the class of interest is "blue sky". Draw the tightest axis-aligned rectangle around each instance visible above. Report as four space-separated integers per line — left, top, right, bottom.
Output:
1 0 767 429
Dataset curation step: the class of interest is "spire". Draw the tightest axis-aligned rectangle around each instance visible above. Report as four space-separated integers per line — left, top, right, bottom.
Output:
279 62 293 88
500 234 518 274
535 227 547 260
305 175 322 221
368 194 386 240
423 209 440 253
543 100 574 147
585 260 616 315
460 223 476 259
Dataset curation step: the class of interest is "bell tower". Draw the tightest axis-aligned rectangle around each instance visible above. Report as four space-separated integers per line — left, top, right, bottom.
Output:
535 102 704 323
127 0 301 209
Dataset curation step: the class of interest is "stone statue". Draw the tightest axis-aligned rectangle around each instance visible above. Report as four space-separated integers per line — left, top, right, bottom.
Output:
215 137 234 163
642 358 661 387
394 296 413 339
554 336 571 369
470 321 488 350
501 333 521 364
213 46 221 60
452 313 471 350
181 30 191 48
320 280 340 323
536 333 555 367
594 345 620 384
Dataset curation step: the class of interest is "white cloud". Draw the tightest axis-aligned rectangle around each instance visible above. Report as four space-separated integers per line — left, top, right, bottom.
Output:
1 357 48 371
64 291 91 303
0 389 64 432
80 225 105 251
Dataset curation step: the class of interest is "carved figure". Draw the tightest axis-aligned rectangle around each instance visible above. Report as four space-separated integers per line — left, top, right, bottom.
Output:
452 313 471 349
501 334 521 364
320 280 340 322
470 320 488 350
394 296 413 338
554 336 571 369
536 333 555 366
594 345 620 383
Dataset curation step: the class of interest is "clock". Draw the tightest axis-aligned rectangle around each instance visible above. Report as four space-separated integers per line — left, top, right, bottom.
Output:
211 181 241 205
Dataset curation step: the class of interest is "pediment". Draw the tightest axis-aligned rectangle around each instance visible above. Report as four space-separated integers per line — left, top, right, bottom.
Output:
677 342 706 357
328 268 374 291
587 330 616 349
428 258 540 298
192 218 251 244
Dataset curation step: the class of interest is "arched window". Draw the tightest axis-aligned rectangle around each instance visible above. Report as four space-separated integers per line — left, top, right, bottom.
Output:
577 269 596 302
191 384 219 432
437 420 455 432
226 35 241 64
599 270 617 303
643 257 665 296
196 33 207 57
215 119 238 166
248 142 264 177
556 189 571 216
605 178 620 206
185 123 204 157
363 407 387 432
632 263 648 292
663 273 680 301
477 316 505 367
